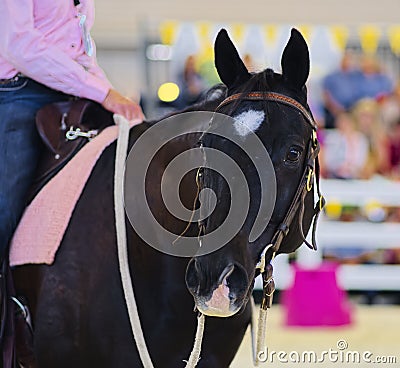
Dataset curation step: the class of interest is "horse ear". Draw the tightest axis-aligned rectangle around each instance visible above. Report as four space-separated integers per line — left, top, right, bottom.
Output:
214 29 250 88
281 28 310 89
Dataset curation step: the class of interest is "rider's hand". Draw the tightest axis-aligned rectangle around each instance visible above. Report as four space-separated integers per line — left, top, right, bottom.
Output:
102 89 144 121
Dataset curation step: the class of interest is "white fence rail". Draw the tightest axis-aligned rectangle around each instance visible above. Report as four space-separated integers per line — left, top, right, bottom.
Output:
256 178 400 291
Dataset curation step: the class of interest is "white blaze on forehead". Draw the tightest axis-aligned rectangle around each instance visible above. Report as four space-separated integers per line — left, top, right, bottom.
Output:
233 109 265 136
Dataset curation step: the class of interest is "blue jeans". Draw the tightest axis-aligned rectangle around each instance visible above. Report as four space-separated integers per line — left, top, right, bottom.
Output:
0 76 70 260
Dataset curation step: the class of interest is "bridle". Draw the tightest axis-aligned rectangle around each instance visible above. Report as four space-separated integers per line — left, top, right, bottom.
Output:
199 91 325 312
199 90 326 365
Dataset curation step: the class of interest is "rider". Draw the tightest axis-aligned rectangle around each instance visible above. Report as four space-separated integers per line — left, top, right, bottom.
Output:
0 2 144 362
0 0 144 266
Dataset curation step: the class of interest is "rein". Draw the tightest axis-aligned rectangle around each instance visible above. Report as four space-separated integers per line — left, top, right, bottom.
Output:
114 116 155 368
114 116 205 368
199 91 325 366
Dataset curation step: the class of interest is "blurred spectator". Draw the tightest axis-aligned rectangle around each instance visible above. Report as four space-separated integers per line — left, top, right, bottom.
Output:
380 81 400 129
321 51 362 129
388 118 400 178
322 112 369 179
198 59 220 87
352 98 391 176
358 54 393 101
384 248 400 264
176 55 206 108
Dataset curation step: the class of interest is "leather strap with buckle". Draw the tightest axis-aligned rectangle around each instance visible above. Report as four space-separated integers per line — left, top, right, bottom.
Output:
215 90 324 309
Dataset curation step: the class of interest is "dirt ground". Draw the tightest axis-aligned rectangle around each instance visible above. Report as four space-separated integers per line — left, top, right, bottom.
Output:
230 305 400 368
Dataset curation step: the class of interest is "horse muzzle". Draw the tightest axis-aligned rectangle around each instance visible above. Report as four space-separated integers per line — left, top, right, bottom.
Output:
185 261 248 318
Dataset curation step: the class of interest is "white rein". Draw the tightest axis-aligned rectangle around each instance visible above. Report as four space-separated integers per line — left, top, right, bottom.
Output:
113 115 205 368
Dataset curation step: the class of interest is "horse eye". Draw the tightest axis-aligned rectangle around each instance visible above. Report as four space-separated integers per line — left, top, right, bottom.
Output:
286 147 301 162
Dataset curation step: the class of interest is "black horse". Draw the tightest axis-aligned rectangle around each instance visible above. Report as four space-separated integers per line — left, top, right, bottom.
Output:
13 28 321 367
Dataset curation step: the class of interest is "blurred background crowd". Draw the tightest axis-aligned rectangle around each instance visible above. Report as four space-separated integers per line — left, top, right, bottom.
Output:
118 22 400 181
319 51 400 181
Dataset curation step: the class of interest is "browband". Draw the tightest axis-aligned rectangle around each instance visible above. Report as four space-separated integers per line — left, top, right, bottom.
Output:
216 91 317 131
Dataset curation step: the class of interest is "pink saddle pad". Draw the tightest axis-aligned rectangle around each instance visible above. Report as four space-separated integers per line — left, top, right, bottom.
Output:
10 117 141 266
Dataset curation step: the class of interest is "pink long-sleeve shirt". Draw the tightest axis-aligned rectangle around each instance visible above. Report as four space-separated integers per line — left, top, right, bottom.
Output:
0 0 112 103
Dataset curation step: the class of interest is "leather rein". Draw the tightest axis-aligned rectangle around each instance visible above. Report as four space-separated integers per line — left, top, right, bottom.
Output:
201 91 325 310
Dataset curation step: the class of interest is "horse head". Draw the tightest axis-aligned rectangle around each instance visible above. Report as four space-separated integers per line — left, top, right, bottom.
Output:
185 29 322 317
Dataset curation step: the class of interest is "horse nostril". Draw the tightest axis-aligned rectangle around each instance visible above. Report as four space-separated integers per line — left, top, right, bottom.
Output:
225 263 248 296
185 259 200 294
218 264 235 285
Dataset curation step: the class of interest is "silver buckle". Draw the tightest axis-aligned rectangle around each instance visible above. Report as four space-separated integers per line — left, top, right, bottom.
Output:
66 126 98 141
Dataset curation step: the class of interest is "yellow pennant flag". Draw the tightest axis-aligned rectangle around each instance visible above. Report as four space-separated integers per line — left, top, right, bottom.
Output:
358 25 381 54
264 25 278 45
330 25 349 51
196 22 212 42
231 23 245 44
198 43 214 65
297 24 312 44
388 25 400 55
159 20 178 45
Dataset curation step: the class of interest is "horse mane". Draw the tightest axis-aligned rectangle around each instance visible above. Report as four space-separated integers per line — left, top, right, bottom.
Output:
182 84 229 113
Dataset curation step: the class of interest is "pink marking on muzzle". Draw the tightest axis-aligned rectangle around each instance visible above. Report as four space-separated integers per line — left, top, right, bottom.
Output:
205 280 231 314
